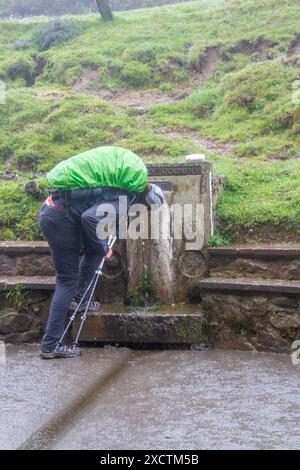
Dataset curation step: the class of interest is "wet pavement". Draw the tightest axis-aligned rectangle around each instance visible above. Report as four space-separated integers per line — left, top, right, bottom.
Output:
0 345 299 450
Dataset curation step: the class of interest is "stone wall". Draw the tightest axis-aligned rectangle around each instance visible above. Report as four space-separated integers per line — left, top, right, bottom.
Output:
2 288 299 351
201 292 300 353
2 223 300 351
0 292 51 344
0 252 54 276
209 255 300 280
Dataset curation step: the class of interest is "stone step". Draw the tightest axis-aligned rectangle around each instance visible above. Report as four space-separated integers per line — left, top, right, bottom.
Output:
0 241 50 254
73 305 204 345
0 276 56 291
208 245 300 280
198 276 300 294
208 244 300 257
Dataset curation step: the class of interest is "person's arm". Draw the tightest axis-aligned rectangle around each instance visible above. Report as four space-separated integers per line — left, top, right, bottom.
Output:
81 201 117 258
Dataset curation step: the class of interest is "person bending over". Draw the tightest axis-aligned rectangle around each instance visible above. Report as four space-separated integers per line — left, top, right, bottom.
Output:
39 146 164 359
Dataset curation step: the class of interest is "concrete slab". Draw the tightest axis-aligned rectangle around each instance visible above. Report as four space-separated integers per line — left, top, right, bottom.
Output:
1 346 299 450
0 344 131 449
74 305 204 344
208 245 300 256
0 275 55 291
199 277 300 294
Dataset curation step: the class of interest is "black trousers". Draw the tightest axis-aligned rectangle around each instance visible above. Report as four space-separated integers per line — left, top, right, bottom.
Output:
39 189 133 351
39 204 103 351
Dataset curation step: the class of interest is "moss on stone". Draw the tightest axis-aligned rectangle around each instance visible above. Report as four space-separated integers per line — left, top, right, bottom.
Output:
127 269 158 308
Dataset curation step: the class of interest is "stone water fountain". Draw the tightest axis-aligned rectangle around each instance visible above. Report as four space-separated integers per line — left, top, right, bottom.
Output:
98 159 214 304
0 158 221 346
80 158 217 345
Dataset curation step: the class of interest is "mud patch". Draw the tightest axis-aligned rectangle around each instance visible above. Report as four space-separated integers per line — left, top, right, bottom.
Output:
230 37 276 55
73 54 219 111
268 153 300 162
218 221 300 244
288 34 300 57
109 89 178 111
229 37 277 61
31 89 67 100
188 46 221 85
74 65 189 107
156 128 235 157
110 47 221 109
74 74 189 110
198 46 221 81
73 66 102 95
73 66 124 102
267 144 300 162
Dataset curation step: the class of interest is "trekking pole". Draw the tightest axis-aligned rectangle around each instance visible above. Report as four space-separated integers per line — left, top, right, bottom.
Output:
72 234 117 350
55 234 117 352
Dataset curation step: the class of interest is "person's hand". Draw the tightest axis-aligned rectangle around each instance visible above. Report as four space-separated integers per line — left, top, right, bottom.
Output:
105 248 113 261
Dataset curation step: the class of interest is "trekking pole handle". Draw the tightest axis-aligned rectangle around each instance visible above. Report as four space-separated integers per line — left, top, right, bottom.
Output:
96 235 117 274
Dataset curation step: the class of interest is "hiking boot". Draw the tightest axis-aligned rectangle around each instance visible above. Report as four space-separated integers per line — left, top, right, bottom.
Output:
40 344 81 360
69 300 101 313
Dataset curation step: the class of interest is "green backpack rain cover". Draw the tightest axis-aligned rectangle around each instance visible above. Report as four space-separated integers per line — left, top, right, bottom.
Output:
47 146 148 193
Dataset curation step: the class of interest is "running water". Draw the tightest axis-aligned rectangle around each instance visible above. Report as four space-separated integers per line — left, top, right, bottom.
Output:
127 198 174 303
149 201 174 303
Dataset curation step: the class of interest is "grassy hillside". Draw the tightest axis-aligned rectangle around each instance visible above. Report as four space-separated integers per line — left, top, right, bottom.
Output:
0 0 300 242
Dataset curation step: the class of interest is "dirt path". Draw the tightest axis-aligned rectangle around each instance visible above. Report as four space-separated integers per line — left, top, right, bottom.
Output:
73 67 187 108
73 46 221 110
155 128 236 156
73 52 235 157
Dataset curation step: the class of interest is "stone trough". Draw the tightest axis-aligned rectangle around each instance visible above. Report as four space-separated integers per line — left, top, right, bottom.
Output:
74 305 204 345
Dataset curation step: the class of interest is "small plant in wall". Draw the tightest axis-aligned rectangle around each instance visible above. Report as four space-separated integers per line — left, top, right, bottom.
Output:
126 270 158 308
5 283 31 312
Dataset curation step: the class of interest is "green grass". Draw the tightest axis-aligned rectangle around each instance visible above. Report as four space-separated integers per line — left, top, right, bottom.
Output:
150 61 300 149
0 0 300 241
0 180 46 240
211 157 300 227
0 87 132 172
